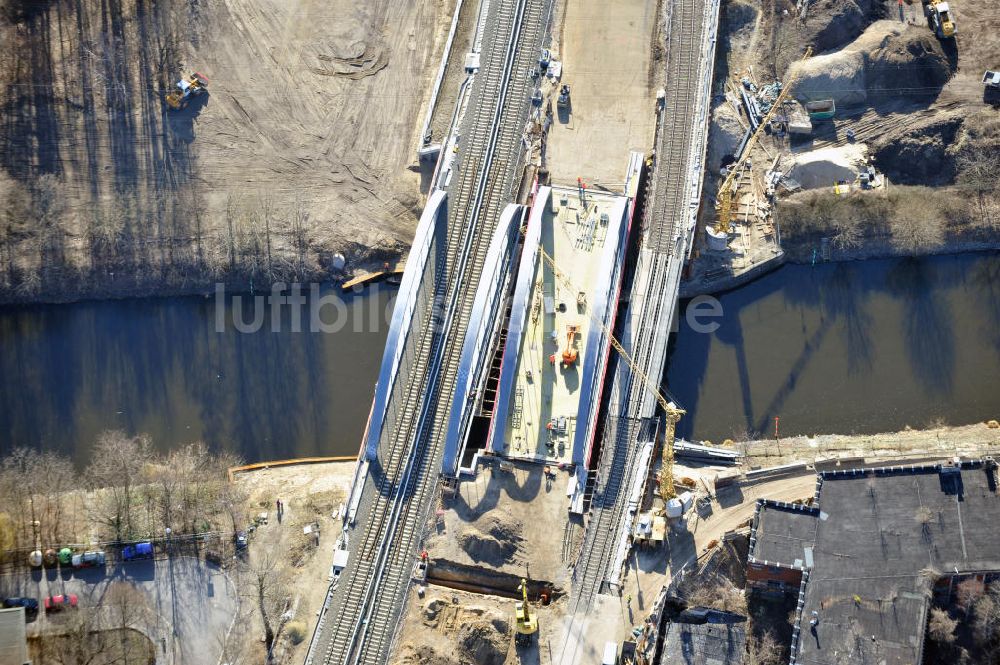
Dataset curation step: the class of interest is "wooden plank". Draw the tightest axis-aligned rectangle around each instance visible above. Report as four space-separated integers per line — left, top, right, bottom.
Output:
341 270 404 291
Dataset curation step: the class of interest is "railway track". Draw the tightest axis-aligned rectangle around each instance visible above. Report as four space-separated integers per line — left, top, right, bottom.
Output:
305 1 550 663
558 0 712 660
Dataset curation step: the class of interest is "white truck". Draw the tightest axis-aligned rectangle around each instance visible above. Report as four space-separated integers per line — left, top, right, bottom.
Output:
984 71 1000 89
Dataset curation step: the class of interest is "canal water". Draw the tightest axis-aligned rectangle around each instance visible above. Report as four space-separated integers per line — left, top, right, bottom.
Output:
2 253 998 465
0 286 394 465
666 252 1000 443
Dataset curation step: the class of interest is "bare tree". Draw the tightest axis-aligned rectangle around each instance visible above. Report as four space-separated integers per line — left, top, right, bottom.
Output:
0 448 76 550
86 431 153 542
239 550 289 654
973 582 1000 649
0 171 31 286
928 607 958 644
957 578 986 617
37 451 77 545
104 581 152 665
216 480 250 540
681 576 747 615
37 607 107 665
746 630 783 665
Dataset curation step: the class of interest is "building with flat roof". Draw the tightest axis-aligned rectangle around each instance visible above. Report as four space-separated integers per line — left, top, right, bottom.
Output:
748 459 1000 665
0 608 29 665
660 621 746 665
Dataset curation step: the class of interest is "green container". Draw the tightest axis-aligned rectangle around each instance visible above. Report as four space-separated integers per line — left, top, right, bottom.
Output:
805 99 836 120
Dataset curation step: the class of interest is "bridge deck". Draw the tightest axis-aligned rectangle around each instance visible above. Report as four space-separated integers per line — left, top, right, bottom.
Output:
502 187 625 464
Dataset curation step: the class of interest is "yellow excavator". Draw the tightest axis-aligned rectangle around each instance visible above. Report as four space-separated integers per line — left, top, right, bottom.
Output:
713 47 812 237
514 578 538 645
538 246 685 498
925 0 956 39
166 72 209 110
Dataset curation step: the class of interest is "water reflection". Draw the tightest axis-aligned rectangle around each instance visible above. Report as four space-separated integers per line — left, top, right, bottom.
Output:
667 252 1000 442
0 287 394 465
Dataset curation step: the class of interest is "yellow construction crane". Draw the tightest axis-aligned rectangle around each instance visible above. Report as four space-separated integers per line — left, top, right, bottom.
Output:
537 246 685 499
713 47 813 236
514 578 538 645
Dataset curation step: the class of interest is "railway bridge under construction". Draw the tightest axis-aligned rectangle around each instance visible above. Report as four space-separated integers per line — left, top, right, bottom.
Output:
304 0 721 661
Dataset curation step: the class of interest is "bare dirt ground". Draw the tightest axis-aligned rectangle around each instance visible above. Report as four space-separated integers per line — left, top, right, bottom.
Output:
390 420 999 664
425 459 574 586
736 420 1000 467
391 585 572 665
0 0 451 302
232 461 354 662
426 0 478 145
701 0 1000 267
544 0 660 186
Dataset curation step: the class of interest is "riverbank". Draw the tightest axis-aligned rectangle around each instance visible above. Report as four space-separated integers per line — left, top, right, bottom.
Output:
736 422 1000 469
0 0 439 308
777 184 1000 265
681 241 1000 297
231 461 355 663
0 251 404 306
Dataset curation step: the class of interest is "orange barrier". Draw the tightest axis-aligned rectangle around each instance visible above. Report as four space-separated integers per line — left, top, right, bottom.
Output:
227 456 357 482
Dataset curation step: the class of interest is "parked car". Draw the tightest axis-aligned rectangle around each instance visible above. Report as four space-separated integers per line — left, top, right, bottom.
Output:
44 594 78 612
71 551 106 569
122 542 153 561
234 531 249 551
57 548 73 566
3 597 39 618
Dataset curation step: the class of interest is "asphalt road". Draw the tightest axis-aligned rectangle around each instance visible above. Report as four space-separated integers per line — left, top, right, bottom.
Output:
0 555 237 665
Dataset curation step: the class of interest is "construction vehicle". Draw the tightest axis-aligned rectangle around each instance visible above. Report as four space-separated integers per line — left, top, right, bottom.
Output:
514 578 538 645
924 0 956 39
561 324 579 367
538 246 685 498
166 72 209 110
557 84 571 108
713 47 812 237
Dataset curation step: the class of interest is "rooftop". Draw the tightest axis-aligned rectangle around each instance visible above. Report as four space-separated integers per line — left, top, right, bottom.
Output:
500 185 627 465
660 621 747 665
750 460 1000 665
0 608 28 665
750 501 819 569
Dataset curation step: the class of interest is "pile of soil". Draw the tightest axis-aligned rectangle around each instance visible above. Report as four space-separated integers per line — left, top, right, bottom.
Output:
803 0 885 52
872 116 963 185
458 515 524 566
708 101 746 171
791 22 953 108
721 0 759 65
865 30 954 103
458 623 509 665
